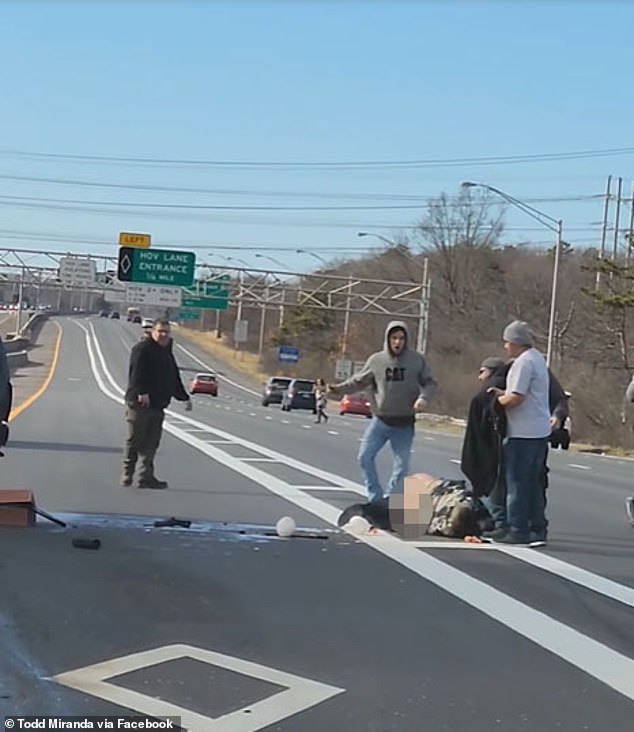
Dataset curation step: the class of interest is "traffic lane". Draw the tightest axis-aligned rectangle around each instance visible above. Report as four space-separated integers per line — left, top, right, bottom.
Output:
423 547 634 659
1 524 632 731
90 315 460 484
90 317 633 575
3 320 329 528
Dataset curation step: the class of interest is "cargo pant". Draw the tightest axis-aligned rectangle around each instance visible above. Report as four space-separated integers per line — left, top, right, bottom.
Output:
122 406 165 484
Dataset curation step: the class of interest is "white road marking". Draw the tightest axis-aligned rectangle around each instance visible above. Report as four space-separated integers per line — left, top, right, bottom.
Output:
302 425 311 429
240 458 280 463
250 412 257 416
327 430 339 435
265 415 273 420
67 378 81 382
175 343 260 396
568 463 591 471
298 486 358 492
423 436 435 441
497 546 634 608
78 320 634 704
281 419 290 424
410 540 496 550
449 459 461 464
52 644 344 732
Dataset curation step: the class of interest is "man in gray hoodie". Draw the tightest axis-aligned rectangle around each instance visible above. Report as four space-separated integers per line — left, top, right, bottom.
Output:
327 321 437 502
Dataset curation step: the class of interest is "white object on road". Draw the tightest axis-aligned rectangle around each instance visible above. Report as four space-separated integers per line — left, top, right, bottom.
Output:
344 515 371 535
276 516 296 538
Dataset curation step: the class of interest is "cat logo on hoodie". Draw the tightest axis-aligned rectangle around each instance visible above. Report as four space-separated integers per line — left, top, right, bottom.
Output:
385 366 406 382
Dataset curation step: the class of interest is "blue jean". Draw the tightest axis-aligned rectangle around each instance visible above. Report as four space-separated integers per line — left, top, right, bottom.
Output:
358 417 415 502
505 437 549 539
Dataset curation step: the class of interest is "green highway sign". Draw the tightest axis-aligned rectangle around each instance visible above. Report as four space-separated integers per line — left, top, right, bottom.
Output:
178 310 200 320
118 247 195 287
181 294 229 310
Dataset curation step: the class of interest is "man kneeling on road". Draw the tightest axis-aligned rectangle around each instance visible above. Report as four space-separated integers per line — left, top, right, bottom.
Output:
327 321 437 502
121 318 192 489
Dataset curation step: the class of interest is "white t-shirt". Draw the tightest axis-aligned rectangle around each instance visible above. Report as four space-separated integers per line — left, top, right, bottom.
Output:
505 348 551 439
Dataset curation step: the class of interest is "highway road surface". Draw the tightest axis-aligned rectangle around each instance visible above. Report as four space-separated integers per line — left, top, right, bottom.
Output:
0 315 632 731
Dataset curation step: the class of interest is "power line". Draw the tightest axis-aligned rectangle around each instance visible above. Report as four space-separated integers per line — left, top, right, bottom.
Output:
0 172 603 205
2 146 634 170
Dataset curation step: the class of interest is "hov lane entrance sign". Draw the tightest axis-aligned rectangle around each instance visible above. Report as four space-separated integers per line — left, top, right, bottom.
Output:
118 247 195 287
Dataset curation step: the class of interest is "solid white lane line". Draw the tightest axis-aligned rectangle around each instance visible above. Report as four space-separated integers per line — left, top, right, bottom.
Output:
568 463 591 471
175 342 260 396
497 546 634 608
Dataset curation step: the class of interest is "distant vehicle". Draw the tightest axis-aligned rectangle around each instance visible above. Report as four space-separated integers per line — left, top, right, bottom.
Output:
281 378 316 412
189 372 218 397
126 307 140 322
262 376 292 406
99 309 109 318
132 314 142 324
109 311 120 319
141 317 153 329
339 392 372 418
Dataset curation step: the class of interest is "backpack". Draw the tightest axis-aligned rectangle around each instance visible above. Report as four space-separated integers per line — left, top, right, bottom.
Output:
427 479 491 538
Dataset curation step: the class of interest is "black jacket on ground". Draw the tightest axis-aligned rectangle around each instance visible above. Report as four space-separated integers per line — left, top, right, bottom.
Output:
125 338 189 410
460 365 509 498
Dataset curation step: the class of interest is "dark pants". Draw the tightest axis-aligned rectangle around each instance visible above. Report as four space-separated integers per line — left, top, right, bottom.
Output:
122 406 165 483
505 437 549 540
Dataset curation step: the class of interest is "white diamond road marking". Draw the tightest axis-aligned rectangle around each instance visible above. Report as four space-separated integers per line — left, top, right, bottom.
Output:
51 644 345 732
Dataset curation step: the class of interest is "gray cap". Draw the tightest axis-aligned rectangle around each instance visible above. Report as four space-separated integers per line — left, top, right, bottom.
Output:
480 356 505 371
502 320 533 346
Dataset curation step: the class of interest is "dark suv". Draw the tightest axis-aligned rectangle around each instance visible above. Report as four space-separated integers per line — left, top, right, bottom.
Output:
262 376 292 407
281 378 316 412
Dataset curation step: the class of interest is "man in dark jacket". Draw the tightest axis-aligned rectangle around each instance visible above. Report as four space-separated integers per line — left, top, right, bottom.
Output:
463 349 569 538
461 357 508 497
121 318 191 489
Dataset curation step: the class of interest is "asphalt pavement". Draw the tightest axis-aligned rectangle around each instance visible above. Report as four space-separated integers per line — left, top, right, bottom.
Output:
0 315 632 731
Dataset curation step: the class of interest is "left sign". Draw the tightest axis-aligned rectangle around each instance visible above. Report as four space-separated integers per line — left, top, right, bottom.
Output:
119 232 151 248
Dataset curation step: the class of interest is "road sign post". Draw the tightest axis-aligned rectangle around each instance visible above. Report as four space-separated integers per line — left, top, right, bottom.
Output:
278 346 300 364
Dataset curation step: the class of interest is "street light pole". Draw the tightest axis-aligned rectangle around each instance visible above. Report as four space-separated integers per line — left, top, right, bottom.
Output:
461 181 563 368
295 249 328 267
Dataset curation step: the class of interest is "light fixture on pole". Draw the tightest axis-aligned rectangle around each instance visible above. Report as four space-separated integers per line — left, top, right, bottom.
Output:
357 231 399 248
254 253 286 270
295 249 328 267
461 181 563 368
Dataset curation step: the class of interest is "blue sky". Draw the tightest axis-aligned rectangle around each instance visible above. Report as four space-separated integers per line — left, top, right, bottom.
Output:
1 0 634 272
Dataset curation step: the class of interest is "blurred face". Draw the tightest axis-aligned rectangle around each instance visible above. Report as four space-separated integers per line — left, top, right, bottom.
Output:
152 323 171 347
478 367 491 382
503 341 524 359
389 329 406 355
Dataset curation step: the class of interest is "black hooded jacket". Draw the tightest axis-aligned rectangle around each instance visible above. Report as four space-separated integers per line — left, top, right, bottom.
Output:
460 364 509 497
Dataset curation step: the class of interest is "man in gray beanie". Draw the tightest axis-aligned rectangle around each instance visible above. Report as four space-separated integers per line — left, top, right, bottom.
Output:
485 320 551 544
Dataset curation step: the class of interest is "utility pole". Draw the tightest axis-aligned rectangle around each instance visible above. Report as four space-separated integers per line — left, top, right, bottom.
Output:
596 175 612 291
626 183 634 267
258 285 269 361
416 258 430 354
612 176 623 261
341 274 353 357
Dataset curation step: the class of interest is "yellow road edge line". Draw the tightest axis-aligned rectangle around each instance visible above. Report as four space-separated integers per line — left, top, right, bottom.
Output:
8 319 63 422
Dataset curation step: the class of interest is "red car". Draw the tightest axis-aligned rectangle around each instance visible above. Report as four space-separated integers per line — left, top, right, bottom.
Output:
339 392 372 418
189 372 218 397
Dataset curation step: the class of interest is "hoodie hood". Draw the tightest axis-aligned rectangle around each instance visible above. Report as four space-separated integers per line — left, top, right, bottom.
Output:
384 320 410 355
